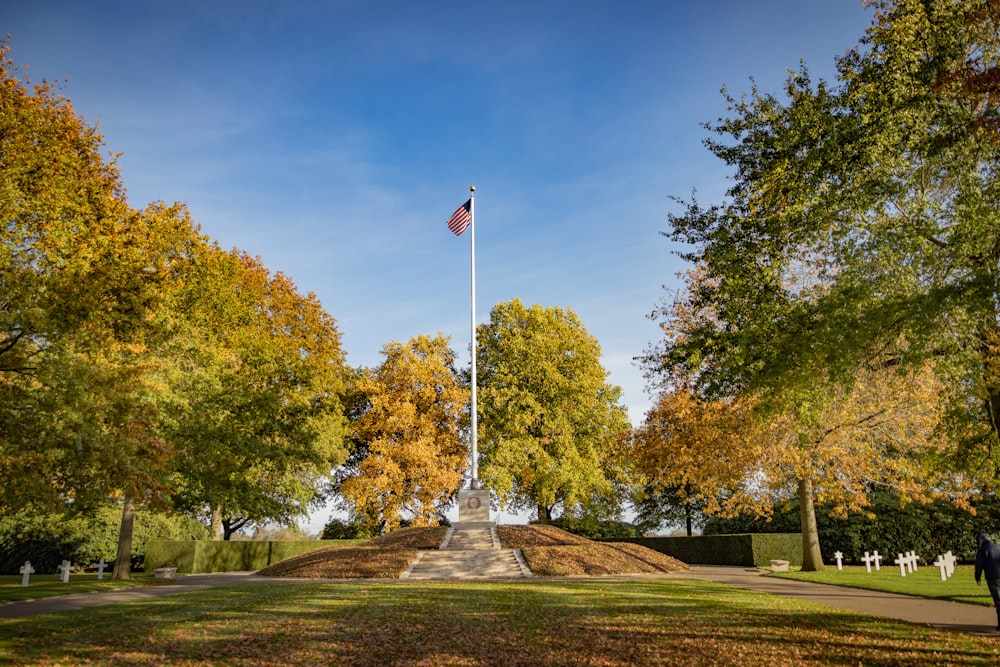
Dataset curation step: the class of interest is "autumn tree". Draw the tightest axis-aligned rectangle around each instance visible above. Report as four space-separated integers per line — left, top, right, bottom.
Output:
476 299 631 523
0 43 349 579
634 356 961 570
339 334 469 533
0 45 215 579
641 252 974 569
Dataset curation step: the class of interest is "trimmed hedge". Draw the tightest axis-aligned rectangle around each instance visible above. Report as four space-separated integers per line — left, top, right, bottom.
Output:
703 492 1000 563
602 533 802 567
145 539 367 573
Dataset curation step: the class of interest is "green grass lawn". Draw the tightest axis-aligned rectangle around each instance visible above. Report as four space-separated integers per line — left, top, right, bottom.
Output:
0 573 155 603
2 579 998 666
773 564 993 606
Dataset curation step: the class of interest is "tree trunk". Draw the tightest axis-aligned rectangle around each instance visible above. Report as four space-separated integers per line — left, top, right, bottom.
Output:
210 505 223 541
536 504 552 524
111 495 135 581
685 505 694 537
221 516 250 540
798 477 825 572
978 316 1000 448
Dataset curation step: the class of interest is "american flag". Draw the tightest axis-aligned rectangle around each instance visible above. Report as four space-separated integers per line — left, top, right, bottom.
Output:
446 199 472 236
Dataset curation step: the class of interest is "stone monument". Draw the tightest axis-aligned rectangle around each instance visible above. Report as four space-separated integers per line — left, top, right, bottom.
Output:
458 487 491 523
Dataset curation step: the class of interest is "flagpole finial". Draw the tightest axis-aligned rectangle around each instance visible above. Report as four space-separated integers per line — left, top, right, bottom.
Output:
469 185 476 193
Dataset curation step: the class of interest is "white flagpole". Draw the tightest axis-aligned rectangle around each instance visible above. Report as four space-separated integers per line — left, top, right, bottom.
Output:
468 185 478 488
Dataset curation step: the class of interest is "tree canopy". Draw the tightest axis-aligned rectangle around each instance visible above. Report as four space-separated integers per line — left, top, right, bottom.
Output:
476 299 631 522
0 42 350 574
659 0 1000 474
339 334 469 533
640 1 1000 568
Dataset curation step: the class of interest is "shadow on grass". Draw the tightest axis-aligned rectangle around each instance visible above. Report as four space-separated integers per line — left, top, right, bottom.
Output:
1 579 998 666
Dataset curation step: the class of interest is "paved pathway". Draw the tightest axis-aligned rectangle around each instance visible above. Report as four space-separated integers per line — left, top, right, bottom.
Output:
3 560 998 636
0 571 297 620
677 565 1000 636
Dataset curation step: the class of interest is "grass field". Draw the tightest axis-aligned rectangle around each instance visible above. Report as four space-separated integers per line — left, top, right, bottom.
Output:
774 565 993 606
3 578 1000 666
0 573 154 603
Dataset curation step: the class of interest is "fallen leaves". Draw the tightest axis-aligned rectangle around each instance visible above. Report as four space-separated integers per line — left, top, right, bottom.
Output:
5 579 999 666
257 525 688 580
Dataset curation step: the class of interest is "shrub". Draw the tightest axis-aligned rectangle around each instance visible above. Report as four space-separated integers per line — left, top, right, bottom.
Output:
549 516 645 540
321 518 378 540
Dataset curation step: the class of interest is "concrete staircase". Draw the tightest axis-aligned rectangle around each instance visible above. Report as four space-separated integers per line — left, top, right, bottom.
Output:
401 522 531 580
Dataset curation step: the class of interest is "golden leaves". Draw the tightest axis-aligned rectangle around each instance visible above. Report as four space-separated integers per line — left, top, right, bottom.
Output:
341 334 469 532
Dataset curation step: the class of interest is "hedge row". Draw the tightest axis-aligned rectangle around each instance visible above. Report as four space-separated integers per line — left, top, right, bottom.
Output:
703 492 1000 563
602 533 802 567
145 539 367 573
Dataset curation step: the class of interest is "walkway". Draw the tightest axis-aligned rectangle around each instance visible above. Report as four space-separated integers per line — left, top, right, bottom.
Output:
3 564 998 635
0 571 293 621
678 565 999 636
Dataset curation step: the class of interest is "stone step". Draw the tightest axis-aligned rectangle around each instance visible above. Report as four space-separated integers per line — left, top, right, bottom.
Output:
402 549 530 580
442 527 497 551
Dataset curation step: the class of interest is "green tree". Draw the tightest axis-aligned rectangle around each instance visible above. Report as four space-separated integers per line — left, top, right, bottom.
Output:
633 482 707 537
662 0 1000 478
166 245 349 540
0 44 210 579
339 334 469 533
647 1 1000 568
476 299 631 523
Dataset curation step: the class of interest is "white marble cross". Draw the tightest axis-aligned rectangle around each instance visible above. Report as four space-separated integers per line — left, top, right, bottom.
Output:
894 553 909 576
907 551 920 572
96 558 107 580
861 551 876 573
872 550 883 571
19 561 34 587
833 551 844 570
58 560 72 583
933 554 951 581
944 551 957 578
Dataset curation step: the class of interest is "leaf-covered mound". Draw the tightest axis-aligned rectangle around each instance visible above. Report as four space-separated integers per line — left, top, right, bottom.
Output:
256 546 416 579
498 525 689 576
497 524 595 547
365 526 449 550
258 525 687 579
257 527 448 578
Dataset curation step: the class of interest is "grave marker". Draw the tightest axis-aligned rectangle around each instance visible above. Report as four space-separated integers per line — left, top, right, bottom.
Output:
894 553 908 576
872 550 882 571
933 554 951 581
861 551 876 573
944 551 957 578
97 558 106 580
19 561 34 587
833 551 844 571
907 551 920 572
58 560 72 583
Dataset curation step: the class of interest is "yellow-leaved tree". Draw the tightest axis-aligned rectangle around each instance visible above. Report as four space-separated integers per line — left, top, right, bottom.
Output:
339 334 469 533
638 270 968 570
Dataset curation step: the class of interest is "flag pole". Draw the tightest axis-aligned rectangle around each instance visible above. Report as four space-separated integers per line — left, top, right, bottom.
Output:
468 185 478 489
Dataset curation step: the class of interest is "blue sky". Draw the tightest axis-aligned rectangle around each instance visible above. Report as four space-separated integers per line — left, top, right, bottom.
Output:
7 1 876 527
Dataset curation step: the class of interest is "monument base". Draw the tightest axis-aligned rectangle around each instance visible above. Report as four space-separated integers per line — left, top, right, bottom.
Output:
458 488 491 523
